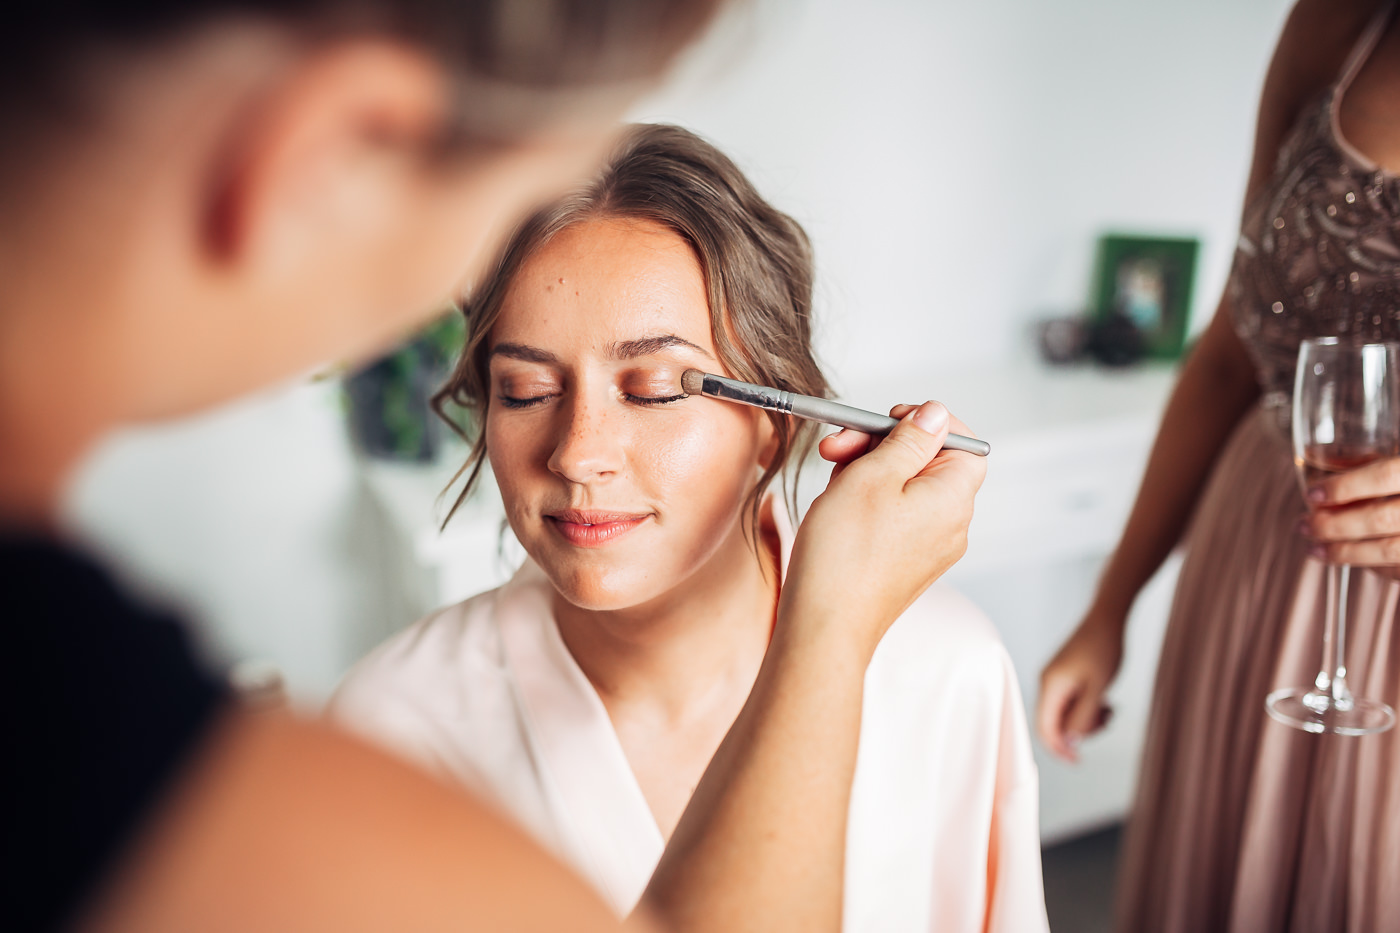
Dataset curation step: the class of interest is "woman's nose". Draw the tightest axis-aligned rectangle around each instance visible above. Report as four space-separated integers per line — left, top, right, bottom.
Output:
547 395 623 483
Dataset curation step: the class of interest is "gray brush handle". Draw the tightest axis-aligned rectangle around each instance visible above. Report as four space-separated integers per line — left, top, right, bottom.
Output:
697 372 990 457
790 395 899 434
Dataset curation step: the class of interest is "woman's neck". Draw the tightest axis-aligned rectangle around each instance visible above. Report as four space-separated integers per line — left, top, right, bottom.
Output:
553 504 782 724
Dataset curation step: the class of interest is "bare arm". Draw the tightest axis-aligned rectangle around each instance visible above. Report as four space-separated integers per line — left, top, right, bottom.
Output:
1089 308 1260 624
1036 0 1385 760
82 709 655 933
644 403 985 932
1035 310 1259 758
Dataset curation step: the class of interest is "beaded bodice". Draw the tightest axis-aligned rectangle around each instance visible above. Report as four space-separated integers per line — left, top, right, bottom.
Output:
1228 8 1400 429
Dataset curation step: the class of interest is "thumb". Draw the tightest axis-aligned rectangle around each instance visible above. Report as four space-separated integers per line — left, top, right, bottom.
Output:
856 401 951 480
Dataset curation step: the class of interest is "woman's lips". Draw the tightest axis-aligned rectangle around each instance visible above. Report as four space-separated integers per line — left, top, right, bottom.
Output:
545 510 650 548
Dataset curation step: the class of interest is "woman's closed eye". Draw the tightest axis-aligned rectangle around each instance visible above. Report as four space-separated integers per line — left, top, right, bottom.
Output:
498 392 556 409
495 380 561 408
622 375 690 406
493 368 691 409
626 391 688 406
496 389 685 409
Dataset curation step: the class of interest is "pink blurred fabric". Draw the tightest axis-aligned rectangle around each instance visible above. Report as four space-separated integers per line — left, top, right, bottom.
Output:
331 499 1048 932
1115 4 1400 930
1115 408 1400 932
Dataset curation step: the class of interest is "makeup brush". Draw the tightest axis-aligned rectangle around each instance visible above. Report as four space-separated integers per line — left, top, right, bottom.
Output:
680 370 990 457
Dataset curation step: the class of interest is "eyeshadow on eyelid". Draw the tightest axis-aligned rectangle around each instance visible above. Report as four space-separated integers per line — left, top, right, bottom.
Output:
624 373 683 390
497 380 558 394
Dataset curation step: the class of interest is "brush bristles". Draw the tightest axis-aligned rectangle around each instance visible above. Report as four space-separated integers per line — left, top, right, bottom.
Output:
681 369 707 395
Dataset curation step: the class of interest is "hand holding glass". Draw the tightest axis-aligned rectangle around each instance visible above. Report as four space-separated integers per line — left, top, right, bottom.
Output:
1268 337 1399 735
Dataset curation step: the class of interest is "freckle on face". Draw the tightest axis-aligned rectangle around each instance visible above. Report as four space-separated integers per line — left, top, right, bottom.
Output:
485 217 771 612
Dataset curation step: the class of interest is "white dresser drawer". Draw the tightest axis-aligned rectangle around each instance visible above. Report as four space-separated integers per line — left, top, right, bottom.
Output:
957 416 1157 575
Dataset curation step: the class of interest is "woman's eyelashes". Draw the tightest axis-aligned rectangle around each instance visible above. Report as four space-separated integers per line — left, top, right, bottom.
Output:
493 380 689 409
498 392 556 409
626 391 688 406
620 371 691 405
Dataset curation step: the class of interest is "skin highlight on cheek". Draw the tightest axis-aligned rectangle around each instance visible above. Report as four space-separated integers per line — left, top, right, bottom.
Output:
478 216 777 618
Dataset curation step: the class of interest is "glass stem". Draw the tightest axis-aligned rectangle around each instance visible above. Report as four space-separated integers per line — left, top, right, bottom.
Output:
1331 564 1354 709
1315 564 1337 695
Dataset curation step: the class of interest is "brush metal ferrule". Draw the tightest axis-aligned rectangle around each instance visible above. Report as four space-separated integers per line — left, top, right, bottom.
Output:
697 372 794 414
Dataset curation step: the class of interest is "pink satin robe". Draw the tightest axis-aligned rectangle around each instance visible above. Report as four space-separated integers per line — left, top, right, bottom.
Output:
331 505 1048 932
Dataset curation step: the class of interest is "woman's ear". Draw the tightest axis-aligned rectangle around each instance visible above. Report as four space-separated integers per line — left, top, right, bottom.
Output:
203 41 449 268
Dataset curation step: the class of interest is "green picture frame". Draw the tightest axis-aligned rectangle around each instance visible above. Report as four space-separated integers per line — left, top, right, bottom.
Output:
1091 234 1200 360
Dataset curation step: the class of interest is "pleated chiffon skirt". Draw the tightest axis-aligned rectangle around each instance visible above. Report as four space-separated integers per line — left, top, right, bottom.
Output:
1115 405 1400 933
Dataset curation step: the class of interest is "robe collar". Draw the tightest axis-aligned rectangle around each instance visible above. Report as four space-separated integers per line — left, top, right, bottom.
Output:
496 494 795 913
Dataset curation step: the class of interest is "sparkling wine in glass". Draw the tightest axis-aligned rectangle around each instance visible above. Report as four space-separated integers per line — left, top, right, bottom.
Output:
1268 337 1399 735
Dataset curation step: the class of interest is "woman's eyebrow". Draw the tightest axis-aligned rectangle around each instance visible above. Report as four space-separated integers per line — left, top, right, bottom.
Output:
608 334 714 360
489 343 559 364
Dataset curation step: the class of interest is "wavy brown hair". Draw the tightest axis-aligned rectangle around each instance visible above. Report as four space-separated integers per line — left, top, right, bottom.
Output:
434 122 829 539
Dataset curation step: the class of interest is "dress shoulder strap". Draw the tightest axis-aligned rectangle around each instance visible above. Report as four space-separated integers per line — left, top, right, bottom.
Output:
1337 0 1398 95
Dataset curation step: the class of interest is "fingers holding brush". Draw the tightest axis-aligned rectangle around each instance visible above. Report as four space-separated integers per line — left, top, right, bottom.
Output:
819 402 982 480
792 401 987 660
818 404 918 471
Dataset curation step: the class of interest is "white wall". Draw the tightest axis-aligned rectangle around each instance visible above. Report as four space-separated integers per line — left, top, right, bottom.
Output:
67 0 1294 703
67 381 413 698
632 0 1293 385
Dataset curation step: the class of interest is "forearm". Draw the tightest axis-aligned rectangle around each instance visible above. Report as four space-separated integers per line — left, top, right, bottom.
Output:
641 402 982 933
640 608 867 933
1091 312 1259 626
82 710 638 933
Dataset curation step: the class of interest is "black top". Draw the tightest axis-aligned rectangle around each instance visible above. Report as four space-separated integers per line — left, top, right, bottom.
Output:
1 536 228 932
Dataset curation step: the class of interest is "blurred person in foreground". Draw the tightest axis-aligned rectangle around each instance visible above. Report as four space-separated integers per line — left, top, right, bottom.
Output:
0 1 987 932
1038 1 1400 929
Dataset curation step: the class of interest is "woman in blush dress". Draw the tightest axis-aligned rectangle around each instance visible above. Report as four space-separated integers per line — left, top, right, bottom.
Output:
1038 1 1400 930
332 123 1046 933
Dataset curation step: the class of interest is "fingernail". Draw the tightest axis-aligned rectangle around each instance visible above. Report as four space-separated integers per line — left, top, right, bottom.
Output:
826 429 846 440
1295 518 1312 537
1309 543 1328 559
1066 732 1083 748
910 401 948 434
1308 487 1327 503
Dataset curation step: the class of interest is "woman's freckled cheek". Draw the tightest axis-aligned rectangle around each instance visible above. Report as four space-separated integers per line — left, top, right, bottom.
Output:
485 418 545 490
639 413 748 496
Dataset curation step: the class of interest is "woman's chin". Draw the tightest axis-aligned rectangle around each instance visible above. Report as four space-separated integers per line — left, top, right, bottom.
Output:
543 565 663 614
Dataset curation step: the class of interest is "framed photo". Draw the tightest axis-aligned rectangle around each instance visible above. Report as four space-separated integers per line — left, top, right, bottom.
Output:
1091 234 1200 360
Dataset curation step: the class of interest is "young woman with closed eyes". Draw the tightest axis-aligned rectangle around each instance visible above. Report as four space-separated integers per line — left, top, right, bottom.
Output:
332 123 1047 932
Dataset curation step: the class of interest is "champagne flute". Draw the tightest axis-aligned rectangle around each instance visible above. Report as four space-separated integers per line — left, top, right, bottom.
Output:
1268 337 1399 735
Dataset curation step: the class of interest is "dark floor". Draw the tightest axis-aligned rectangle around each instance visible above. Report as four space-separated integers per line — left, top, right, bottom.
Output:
1042 823 1122 933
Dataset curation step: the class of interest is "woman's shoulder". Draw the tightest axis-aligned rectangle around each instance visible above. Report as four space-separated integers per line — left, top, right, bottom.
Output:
861 584 1035 792
876 582 1007 670
328 586 509 717
864 582 1019 718
1281 0 1385 85
1258 1 1386 138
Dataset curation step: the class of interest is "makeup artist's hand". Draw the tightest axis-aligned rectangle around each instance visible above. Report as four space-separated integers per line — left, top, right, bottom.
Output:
1299 458 1400 577
652 401 983 933
783 401 986 662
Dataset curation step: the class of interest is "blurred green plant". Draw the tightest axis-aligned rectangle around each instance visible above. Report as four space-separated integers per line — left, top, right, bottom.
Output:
344 309 467 462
